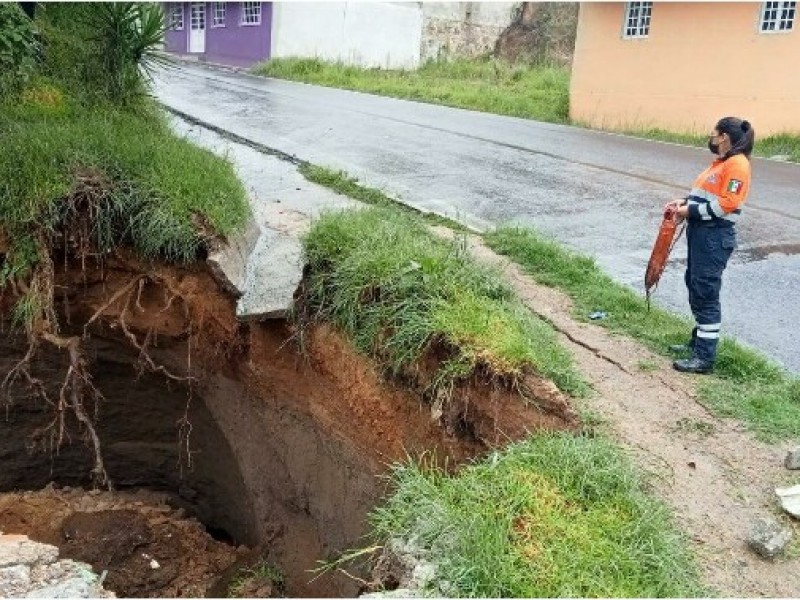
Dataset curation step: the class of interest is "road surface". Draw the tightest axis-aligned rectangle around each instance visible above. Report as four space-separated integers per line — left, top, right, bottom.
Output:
155 63 800 372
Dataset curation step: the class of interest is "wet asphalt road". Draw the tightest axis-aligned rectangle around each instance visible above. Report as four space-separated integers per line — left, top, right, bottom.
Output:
154 63 800 372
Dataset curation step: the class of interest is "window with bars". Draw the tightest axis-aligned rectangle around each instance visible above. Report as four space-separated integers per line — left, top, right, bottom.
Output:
760 1 796 32
622 2 652 39
212 2 226 27
169 4 184 30
240 2 261 25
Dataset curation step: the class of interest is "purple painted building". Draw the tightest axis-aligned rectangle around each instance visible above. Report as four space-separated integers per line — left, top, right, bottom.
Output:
164 2 272 67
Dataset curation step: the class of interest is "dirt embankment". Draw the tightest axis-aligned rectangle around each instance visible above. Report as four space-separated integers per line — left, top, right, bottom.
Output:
0 245 578 597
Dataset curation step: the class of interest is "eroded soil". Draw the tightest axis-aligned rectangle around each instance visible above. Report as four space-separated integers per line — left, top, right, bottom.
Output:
0 246 580 597
0 487 242 597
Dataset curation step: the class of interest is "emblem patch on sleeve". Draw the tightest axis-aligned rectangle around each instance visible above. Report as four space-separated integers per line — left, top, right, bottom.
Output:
727 179 744 194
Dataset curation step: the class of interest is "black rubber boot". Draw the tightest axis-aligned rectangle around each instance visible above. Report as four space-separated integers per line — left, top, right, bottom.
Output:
673 357 714 374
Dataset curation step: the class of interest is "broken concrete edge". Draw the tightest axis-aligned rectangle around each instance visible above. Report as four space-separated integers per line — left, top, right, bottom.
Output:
207 215 261 299
0 534 113 597
235 229 304 322
776 484 800 519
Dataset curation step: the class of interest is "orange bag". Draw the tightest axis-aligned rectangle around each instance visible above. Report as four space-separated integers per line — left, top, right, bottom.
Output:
645 206 685 305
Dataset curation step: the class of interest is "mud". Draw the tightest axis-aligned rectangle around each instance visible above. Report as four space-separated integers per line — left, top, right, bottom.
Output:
0 487 242 597
0 251 577 597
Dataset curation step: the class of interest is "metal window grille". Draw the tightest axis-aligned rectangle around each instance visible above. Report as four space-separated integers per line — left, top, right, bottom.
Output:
169 4 184 30
241 1 261 25
760 1 796 32
623 1 652 38
212 2 226 27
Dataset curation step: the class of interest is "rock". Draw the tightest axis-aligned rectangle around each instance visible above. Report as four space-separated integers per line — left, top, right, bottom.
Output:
747 517 793 558
0 537 113 598
785 448 800 470
409 563 436 589
0 564 32 596
0 538 58 568
776 484 800 518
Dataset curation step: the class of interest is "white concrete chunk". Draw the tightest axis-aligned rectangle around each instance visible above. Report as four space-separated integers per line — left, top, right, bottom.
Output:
236 227 304 320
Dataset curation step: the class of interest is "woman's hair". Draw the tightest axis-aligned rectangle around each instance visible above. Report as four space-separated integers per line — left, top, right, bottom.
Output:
716 116 755 159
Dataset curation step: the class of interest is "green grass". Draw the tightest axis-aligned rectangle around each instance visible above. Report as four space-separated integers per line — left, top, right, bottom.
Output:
0 88 250 278
610 127 800 162
228 559 285 597
298 164 467 231
301 208 587 397
484 226 800 441
371 433 703 597
254 57 571 123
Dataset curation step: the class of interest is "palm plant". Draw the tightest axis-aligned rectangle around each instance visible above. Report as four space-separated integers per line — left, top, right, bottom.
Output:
87 2 173 104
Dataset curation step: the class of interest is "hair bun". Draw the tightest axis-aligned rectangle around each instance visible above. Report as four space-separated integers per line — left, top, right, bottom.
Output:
741 120 751 132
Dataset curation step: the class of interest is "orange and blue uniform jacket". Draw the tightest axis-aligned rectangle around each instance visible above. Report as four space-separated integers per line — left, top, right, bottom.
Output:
686 154 751 225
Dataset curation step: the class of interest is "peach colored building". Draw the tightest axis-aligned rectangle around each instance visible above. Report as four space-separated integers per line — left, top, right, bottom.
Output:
570 2 800 136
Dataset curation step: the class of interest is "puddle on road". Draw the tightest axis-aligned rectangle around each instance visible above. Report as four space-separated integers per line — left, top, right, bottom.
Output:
738 243 800 263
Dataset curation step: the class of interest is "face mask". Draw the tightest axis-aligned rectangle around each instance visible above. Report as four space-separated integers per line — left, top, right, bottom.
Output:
708 132 726 155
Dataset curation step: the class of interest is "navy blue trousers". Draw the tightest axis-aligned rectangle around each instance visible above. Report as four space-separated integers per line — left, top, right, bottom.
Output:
684 223 736 362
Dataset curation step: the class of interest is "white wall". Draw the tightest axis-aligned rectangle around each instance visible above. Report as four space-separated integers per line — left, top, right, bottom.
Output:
420 2 517 61
271 2 424 69
422 2 518 28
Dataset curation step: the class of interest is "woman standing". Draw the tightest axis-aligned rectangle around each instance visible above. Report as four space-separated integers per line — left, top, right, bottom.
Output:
668 117 755 373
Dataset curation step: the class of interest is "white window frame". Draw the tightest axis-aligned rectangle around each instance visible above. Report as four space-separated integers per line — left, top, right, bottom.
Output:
212 2 226 27
169 4 184 31
759 1 796 33
622 1 653 39
240 1 261 26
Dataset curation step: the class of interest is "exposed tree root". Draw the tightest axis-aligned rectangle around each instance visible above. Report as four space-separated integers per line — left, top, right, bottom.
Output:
2 250 203 489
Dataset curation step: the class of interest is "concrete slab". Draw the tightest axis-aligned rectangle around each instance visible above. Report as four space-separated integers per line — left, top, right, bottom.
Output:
167 114 357 319
236 227 304 320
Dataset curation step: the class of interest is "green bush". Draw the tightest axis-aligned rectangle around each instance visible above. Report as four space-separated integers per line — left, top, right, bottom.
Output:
0 3 38 97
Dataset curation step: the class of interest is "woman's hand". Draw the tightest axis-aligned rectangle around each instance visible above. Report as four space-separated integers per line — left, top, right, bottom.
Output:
664 199 683 211
663 199 688 219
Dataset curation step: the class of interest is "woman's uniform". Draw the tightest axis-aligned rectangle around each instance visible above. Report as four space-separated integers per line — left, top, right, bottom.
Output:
683 153 751 364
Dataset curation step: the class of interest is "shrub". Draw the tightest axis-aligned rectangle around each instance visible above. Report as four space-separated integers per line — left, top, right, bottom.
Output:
0 3 38 97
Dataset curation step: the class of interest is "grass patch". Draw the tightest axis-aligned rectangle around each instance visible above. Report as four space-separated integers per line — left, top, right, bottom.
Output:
484 226 800 441
228 559 285 597
0 91 250 277
371 433 703 597
301 207 587 397
611 127 800 162
254 57 570 123
298 163 467 231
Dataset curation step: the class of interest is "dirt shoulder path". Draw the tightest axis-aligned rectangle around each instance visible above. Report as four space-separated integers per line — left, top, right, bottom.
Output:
461 233 800 597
